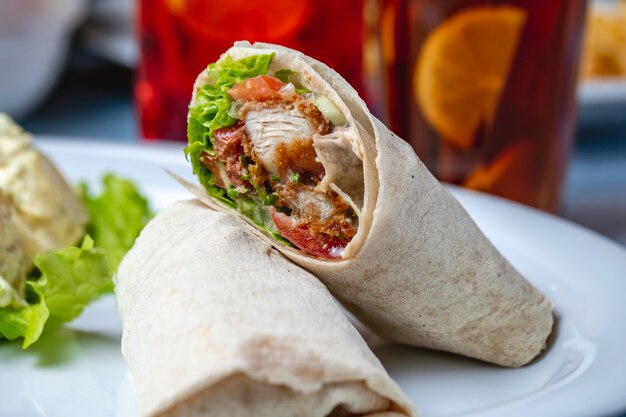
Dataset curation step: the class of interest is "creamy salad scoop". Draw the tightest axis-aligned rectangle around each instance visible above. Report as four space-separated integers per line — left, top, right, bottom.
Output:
185 42 553 367
0 190 27 308
0 114 88 266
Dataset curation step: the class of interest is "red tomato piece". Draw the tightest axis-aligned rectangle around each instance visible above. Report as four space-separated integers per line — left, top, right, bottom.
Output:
213 123 245 154
228 75 286 102
269 208 349 258
203 124 249 187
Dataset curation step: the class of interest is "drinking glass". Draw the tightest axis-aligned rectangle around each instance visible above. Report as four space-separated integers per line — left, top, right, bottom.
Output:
365 0 588 211
135 0 366 141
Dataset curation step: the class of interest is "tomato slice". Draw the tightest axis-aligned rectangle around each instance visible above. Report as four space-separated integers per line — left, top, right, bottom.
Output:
201 124 250 188
214 124 249 187
228 75 286 102
269 208 349 258
213 123 245 151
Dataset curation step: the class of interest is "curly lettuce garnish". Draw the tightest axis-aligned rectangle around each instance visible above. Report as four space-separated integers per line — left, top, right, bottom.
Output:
81 174 153 272
0 174 152 348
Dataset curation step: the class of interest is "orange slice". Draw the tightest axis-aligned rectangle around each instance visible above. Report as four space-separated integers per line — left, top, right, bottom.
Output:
414 6 527 150
463 138 535 203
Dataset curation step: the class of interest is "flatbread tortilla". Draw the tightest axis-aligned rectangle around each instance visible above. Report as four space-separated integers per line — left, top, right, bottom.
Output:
115 200 417 417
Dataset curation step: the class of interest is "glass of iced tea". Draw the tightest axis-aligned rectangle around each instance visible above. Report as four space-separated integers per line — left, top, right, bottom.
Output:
135 0 367 142
365 0 588 212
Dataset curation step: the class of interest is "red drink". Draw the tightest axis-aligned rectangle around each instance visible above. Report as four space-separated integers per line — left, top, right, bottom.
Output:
367 0 587 211
136 0 366 141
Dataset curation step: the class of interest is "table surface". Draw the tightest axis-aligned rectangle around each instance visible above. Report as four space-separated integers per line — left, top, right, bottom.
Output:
17 72 626 249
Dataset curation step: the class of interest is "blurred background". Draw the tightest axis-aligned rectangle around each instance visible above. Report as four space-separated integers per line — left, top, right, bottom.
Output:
1 0 625 246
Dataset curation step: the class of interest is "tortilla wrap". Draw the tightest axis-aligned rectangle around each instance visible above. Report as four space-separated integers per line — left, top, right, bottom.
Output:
115 200 417 417
185 42 553 367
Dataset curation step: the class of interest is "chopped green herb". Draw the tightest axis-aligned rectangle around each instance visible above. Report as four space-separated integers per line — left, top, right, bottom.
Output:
291 172 301 184
270 175 281 182
227 185 240 200
264 193 279 206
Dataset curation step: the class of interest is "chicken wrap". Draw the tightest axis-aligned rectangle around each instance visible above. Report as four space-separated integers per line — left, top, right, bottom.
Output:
115 200 416 417
184 41 553 367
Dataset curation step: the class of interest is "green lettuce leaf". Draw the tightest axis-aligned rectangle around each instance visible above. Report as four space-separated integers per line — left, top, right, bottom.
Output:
31 236 112 329
0 174 152 348
81 174 152 272
235 196 291 246
0 282 48 348
0 236 109 348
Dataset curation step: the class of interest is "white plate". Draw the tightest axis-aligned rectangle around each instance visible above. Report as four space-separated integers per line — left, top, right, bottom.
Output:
2 139 626 417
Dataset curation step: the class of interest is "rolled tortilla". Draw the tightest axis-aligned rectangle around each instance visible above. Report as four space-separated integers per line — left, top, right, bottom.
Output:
184 42 553 367
115 200 416 417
